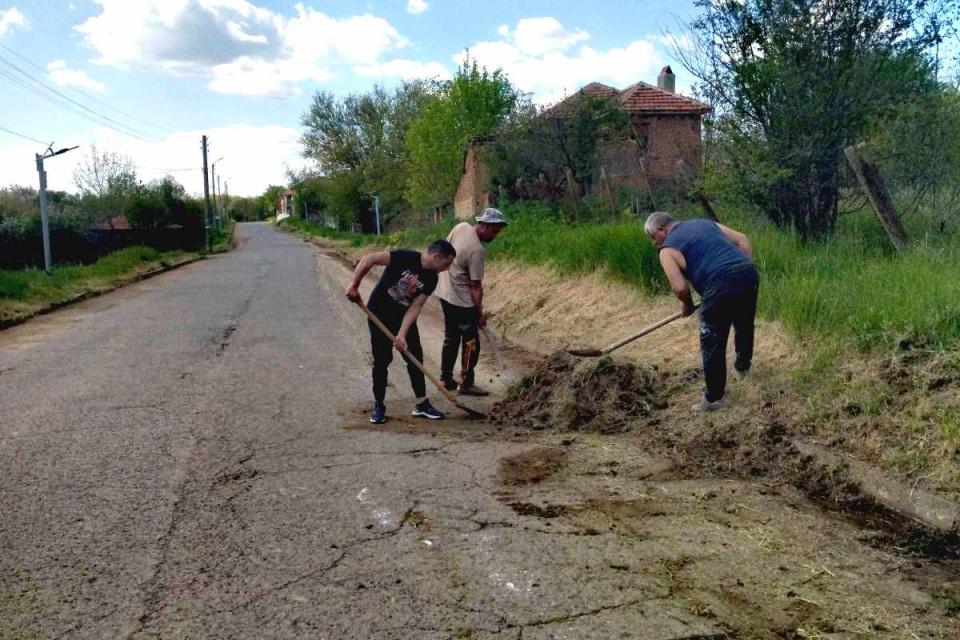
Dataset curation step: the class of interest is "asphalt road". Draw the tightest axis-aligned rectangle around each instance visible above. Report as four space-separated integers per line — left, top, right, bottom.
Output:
1 223 722 640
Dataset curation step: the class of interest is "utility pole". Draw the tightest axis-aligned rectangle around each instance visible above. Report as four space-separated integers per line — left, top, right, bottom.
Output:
35 143 78 273
217 174 222 231
224 181 229 226
201 136 211 252
210 162 218 230
368 192 381 235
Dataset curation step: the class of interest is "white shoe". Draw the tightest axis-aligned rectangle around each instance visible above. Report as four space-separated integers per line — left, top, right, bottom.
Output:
692 398 726 412
733 368 749 382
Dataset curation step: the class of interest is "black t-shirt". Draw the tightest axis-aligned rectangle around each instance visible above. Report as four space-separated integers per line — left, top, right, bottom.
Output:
367 249 438 319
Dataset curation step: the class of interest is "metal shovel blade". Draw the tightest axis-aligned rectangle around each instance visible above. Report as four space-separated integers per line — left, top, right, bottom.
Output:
567 348 604 357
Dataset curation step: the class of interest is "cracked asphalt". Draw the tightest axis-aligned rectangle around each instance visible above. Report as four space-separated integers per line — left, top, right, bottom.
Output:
1 223 721 640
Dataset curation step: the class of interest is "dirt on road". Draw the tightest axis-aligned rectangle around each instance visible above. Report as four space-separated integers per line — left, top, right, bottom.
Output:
312 236 960 640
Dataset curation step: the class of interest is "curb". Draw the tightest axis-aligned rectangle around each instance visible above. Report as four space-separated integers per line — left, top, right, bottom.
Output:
0 256 205 332
794 440 960 532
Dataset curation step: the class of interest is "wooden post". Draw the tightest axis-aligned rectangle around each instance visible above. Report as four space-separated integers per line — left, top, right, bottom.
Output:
696 192 719 222
565 167 580 218
600 165 618 213
844 143 908 251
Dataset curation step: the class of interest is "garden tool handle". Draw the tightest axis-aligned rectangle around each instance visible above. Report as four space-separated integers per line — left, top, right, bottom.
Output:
601 303 700 355
354 299 459 406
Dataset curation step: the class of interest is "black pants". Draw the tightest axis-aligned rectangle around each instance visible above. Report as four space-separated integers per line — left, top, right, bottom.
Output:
699 265 760 403
440 300 480 388
368 317 425 404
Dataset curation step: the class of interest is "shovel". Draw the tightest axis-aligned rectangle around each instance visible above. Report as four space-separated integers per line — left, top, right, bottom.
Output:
568 304 699 358
481 326 514 384
354 299 486 419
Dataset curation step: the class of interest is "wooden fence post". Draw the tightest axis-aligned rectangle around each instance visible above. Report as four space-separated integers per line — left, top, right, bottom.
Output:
844 143 908 252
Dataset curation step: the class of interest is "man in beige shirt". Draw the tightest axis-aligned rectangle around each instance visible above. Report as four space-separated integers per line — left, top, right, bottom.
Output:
436 208 508 395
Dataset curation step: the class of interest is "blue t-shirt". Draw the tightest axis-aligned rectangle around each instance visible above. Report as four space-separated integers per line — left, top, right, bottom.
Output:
661 219 750 295
367 249 438 319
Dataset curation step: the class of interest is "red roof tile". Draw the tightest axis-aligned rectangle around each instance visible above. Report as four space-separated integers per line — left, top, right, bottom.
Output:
94 215 131 230
617 81 711 115
547 80 711 117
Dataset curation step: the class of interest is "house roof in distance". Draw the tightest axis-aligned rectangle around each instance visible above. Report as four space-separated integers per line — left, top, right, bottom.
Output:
547 80 711 116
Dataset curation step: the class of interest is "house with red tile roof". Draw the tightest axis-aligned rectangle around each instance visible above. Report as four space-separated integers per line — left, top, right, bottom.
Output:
454 67 711 219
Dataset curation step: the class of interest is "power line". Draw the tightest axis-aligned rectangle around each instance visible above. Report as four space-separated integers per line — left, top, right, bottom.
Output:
0 124 47 145
0 42 173 134
0 54 161 143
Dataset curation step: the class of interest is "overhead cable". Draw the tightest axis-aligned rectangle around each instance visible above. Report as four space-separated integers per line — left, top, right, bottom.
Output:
0 54 161 143
0 42 172 134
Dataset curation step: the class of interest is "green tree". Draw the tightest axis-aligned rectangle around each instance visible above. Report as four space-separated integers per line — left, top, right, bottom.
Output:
405 57 521 212
488 93 631 203
261 185 286 218
679 0 951 238
73 144 138 227
300 81 432 228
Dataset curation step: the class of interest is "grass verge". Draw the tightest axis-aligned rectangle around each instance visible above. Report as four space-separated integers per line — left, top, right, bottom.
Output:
0 246 193 326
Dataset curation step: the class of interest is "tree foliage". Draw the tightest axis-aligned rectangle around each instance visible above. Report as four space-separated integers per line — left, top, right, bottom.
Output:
486 93 632 203
300 81 432 226
405 57 521 211
679 0 951 238
73 144 138 227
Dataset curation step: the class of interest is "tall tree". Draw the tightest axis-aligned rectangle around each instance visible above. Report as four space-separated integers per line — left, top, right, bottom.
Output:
487 93 632 203
73 144 138 228
678 0 950 238
300 81 432 227
405 57 521 212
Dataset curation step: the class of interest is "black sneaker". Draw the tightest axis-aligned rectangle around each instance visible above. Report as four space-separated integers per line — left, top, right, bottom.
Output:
370 401 386 424
457 383 489 397
411 399 444 420
441 378 458 392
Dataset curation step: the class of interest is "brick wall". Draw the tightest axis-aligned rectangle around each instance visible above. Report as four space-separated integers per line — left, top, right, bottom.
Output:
454 144 491 220
599 114 703 193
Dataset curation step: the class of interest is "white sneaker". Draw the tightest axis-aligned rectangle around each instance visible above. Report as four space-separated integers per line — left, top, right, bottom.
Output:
692 398 726 412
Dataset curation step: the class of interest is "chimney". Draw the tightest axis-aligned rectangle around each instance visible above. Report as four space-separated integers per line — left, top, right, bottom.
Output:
657 65 675 93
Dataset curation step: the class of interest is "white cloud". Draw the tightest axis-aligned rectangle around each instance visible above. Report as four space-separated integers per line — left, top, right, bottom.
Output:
653 33 694 52
353 59 449 81
209 56 330 98
47 60 107 92
0 124 303 197
74 1 411 96
462 20 666 105
0 7 28 35
507 17 589 57
406 0 428 15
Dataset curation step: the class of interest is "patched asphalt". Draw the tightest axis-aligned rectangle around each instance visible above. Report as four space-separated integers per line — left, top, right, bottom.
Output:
1 223 721 639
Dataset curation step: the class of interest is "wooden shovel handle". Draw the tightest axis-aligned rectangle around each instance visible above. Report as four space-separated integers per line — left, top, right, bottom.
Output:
354 299 458 406
601 304 700 355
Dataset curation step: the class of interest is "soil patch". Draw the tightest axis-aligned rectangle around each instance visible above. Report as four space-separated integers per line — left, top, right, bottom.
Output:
497 447 567 486
489 352 666 433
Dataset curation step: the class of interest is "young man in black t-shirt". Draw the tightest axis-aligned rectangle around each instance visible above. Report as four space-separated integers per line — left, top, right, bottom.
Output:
345 240 457 424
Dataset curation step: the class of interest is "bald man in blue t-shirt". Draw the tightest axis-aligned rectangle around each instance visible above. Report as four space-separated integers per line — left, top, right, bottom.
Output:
645 211 760 412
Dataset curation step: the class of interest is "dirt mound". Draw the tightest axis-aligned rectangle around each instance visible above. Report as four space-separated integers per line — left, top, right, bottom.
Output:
489 352 665 433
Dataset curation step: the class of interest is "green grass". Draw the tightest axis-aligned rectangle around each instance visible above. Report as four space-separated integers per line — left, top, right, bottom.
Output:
281 202 960 353
0 246 189 320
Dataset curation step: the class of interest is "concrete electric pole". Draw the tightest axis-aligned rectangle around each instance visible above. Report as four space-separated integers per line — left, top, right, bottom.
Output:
35 143 78 273
201 136 212 252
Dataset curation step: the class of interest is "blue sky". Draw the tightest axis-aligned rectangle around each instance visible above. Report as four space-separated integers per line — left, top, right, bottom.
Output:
0 0 700 197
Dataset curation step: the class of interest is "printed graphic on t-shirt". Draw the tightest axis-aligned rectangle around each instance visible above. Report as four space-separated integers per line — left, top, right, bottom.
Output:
387 270 423 306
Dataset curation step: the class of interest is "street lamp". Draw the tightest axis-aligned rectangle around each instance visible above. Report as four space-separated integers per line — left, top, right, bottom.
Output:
211 156 224 229
367 191 381 235
35 143 79 273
